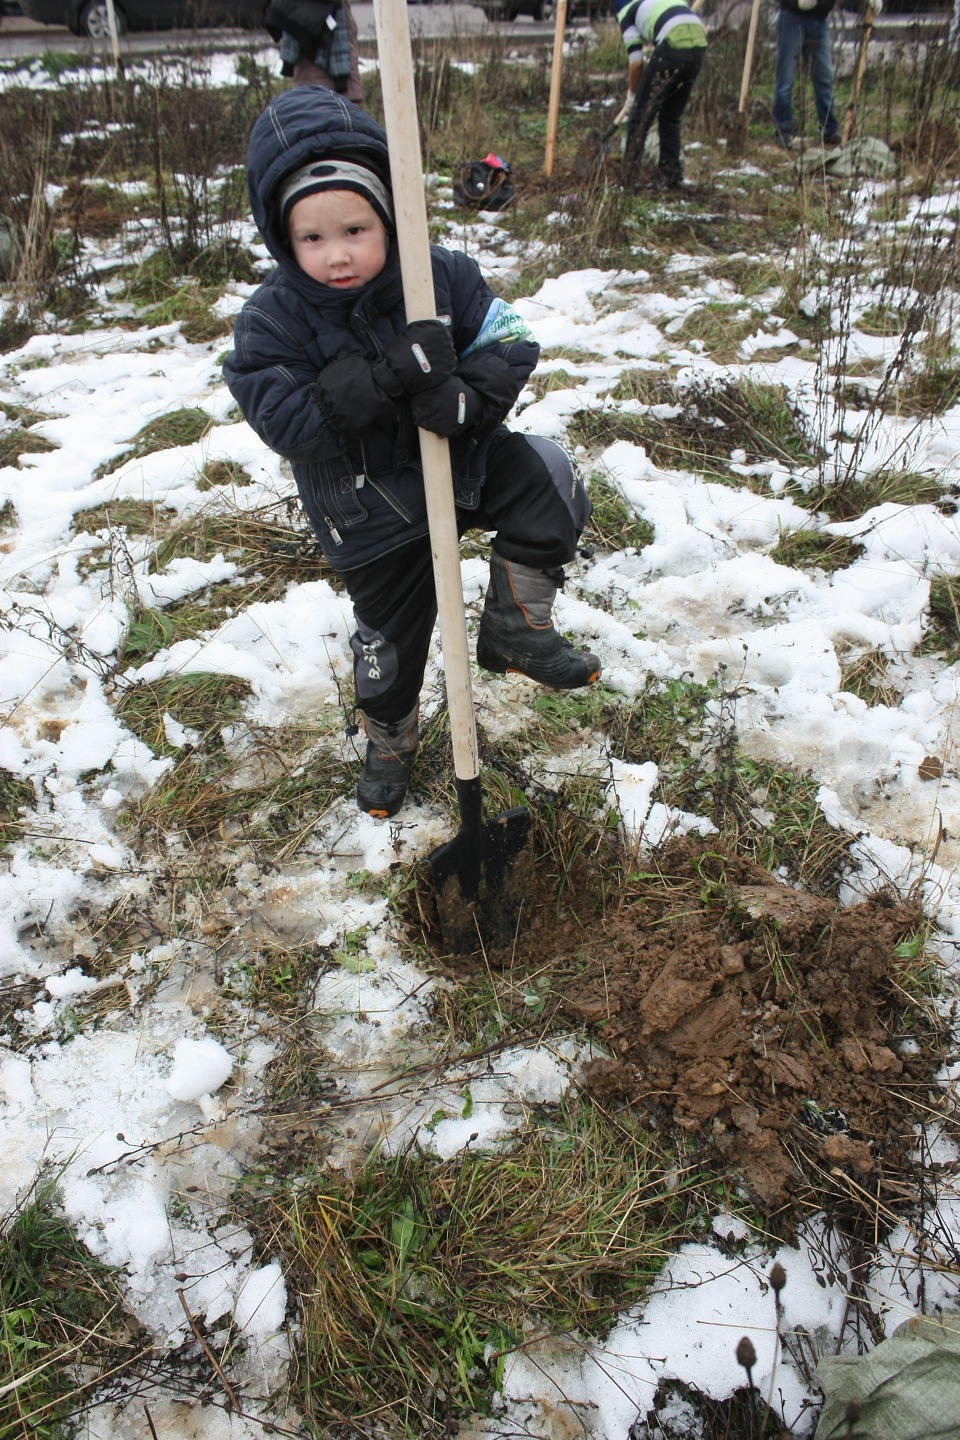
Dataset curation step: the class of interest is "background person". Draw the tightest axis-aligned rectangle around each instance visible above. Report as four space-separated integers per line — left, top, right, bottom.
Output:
614 0 708 191
264 0 364 104
772 0 843 149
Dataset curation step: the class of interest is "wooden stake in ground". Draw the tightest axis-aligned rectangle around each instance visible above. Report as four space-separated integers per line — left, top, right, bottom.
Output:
544 0 569 176
104 0 123 75
842 2 876 144
730 0 763 156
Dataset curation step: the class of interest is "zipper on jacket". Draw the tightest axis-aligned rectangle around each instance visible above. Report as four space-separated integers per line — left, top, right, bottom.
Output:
325 518 343 544
366 475 416 525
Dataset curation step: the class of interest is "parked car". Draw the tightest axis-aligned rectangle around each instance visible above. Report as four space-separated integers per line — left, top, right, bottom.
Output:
838 0 951 10
17 0 265 37
475 0 609 20
474 0 552 17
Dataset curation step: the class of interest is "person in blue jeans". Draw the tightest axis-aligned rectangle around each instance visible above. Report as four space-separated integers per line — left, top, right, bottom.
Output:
772 0 842 149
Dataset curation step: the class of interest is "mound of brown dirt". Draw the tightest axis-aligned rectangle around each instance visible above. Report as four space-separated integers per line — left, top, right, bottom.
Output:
430 837 946 1220
551 840 942 1214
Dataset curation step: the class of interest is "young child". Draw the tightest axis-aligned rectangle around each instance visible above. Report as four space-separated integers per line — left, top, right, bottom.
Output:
224 86 600 819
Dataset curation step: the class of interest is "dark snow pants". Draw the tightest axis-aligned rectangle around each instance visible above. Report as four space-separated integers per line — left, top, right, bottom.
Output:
623 40 705 187
344 429 589 724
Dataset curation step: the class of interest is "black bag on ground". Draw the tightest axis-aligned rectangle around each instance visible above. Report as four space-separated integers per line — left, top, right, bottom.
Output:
453 155 515 211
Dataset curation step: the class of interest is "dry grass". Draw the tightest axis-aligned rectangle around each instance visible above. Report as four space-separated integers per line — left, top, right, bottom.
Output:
570 373 818 485
264 1100 708 1439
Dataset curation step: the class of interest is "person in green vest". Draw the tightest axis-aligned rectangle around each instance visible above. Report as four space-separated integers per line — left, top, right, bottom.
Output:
613 0 708 190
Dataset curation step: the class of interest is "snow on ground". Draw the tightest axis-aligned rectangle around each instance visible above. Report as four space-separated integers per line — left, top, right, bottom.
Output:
0 41 959 1440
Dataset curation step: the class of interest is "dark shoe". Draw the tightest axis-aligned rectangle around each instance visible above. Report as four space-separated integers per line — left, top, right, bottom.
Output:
774 131 793 150
476 554 601 689
356 708 419 819
823 132 842 148
653 166 684 191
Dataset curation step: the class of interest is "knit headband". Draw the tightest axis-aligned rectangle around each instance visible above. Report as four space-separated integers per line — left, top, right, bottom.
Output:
279 158 394 229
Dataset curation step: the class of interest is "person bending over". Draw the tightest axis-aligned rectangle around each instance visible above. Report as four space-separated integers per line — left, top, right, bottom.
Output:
614 0 707 191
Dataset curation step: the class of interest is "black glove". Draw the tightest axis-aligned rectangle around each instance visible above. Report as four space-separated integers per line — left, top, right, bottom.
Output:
455 349 523 431
315 354 400 438
410 376 483 437
372 320 458 397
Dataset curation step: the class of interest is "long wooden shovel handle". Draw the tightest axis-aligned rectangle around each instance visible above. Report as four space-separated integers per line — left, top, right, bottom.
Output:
372 0 479 785
842 8 874 145
544 0 568 177
738 0 763 114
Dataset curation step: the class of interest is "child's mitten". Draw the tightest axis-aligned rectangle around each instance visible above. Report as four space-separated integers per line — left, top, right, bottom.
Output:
373 320 457 396
316 354 400 437
410 377 483 437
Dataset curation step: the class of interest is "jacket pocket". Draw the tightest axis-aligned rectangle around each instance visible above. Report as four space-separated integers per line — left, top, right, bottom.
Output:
296 455 368 542
453 475 481 510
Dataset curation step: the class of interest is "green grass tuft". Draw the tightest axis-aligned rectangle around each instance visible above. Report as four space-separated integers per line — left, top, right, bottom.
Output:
268 1098 702 1438
771 528 864 574
0 428 57 469
570 374 816 484
94 408 214 480
0 770 34 851
196 458 252 491
1 1180 137 1439
585 471 654 552
72 499 177 537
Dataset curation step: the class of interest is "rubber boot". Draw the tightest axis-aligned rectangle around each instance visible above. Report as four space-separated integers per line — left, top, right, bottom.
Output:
356 706 419 819
476 553 601 689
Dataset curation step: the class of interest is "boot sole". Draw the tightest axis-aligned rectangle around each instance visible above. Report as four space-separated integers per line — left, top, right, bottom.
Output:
476 637 601 688
495 664 602 688
356 781 409 819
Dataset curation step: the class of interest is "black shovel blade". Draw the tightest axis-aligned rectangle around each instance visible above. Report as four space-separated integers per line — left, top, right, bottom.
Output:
574 123 619 180
428 777 533 955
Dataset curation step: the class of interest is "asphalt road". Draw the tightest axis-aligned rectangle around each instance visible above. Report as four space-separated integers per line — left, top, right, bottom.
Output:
0 3 566 58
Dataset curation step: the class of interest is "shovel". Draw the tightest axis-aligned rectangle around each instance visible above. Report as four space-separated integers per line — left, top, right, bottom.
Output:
573 120 620 180
841 2 876 145
372 0 534 956
729 0 762 156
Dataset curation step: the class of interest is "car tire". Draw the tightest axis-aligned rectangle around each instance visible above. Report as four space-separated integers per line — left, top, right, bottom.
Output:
78 0 127 37
532 0 556 18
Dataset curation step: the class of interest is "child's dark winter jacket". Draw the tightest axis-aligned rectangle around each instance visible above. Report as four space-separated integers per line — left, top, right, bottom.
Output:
222 87 540 572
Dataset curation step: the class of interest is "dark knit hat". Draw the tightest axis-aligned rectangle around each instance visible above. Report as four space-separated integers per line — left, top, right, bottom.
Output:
279 157 394 230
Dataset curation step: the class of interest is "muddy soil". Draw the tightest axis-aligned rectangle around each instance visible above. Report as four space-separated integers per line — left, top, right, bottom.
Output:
433 838 945 1218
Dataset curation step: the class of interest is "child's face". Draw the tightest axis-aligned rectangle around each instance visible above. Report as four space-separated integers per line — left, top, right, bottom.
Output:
287 189 388 290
